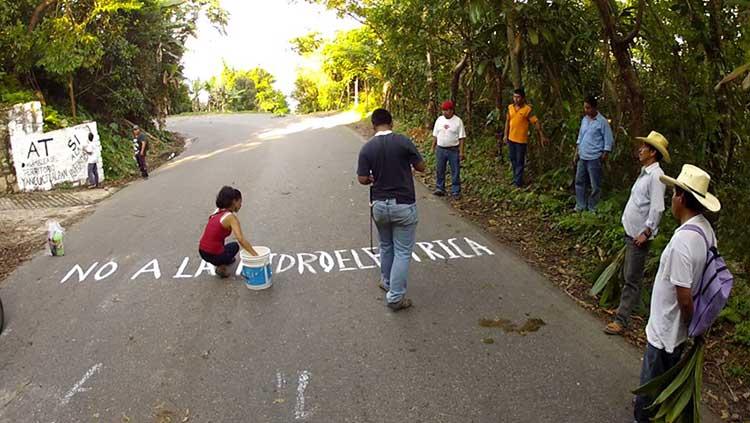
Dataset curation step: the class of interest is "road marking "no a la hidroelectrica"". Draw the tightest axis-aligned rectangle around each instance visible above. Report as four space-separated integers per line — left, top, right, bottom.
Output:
59 237 495 284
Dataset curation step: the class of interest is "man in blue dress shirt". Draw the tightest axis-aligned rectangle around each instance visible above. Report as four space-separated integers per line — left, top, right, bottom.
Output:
574 95 614 211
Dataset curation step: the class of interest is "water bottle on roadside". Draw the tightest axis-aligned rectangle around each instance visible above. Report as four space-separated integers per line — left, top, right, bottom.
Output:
47 220 65 257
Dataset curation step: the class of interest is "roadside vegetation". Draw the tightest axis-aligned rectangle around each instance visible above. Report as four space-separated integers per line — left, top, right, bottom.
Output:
315 0 750 417
189 64 290 116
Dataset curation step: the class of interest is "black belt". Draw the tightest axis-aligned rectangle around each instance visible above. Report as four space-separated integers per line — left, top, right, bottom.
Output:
438 145 460 151
372 198 415 205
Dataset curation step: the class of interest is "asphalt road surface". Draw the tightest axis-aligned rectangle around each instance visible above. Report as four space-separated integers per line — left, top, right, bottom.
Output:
0 114 706 422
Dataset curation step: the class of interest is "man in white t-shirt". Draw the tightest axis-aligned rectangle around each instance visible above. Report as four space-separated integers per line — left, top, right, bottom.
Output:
84 132 101 188
431 100 466 199
634 164 721 423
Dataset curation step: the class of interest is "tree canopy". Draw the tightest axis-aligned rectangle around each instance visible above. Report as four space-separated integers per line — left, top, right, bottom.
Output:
196 64 289 115
0 0 228 126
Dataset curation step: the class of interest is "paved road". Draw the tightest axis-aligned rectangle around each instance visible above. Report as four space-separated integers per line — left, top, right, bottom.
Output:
0 113 672 422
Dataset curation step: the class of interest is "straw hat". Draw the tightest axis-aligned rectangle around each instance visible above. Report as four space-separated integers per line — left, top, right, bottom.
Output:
636 131 671 163
659 164 721 212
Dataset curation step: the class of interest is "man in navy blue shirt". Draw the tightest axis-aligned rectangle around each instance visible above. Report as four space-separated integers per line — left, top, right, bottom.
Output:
574 95 614 211
357 109 426 311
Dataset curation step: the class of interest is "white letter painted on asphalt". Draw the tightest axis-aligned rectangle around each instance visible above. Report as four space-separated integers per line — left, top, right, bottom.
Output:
317 251 335 273
350 249 376 269
297 253 318 274
448 238 474 258
194 259 215 277
60 262 99 284
276 254 296 273
417 242 445 260
411 252 422 262
294 370 311 420
131 259 162 280
61 363 103 405
173 257 193 278
334 250 356 271
434 240 460 259
464 237 495 256
361 247 381 267
94 261 118 281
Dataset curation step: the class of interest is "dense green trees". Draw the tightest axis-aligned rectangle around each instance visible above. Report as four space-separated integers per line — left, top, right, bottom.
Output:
197 64 289 115
291 27 380 113
0 0 228 127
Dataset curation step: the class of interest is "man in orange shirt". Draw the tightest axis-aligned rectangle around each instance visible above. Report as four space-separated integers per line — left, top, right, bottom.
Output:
502 88 548 187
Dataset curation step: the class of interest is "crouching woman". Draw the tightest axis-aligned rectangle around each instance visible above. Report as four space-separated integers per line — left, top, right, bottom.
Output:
198 186 258 277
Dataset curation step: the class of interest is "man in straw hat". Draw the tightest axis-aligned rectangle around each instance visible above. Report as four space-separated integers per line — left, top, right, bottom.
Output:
605 131 671 336
633 164 720 422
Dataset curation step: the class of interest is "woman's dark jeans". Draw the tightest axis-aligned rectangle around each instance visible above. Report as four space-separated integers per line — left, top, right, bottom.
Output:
199 242 240 266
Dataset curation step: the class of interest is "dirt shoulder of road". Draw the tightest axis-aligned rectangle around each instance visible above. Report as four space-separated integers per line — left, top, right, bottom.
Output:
346 119 750 421
0 189 116 284
0 132 186 286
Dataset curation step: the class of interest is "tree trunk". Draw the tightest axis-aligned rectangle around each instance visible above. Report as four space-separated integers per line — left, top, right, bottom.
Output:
463 68 473 131
450 53 469 104
29 0 57 33
506 1 523 90
593 0 646 139
707 0 730 181
354 77 360 108
426 47 438 128
382 81 393 110
687 0 730 180
488 60 505 110
67 75 77 120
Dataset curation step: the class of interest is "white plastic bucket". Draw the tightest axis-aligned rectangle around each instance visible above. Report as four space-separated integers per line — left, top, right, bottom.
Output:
239 247 272 290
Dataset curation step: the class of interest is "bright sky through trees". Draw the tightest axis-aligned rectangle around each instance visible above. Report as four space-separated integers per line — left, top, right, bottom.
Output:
182 0 360 101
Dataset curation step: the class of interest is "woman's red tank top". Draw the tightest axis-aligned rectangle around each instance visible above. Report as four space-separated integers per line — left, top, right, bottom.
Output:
199 209 232 255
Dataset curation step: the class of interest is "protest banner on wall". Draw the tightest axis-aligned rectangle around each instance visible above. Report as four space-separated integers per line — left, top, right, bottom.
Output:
9 121 104 191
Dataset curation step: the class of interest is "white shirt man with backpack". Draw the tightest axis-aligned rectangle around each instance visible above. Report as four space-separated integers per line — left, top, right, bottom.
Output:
634 164 721 423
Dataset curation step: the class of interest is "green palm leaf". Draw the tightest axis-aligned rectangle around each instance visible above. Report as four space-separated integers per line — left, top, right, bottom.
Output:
634 341 705 423
590 245 626 297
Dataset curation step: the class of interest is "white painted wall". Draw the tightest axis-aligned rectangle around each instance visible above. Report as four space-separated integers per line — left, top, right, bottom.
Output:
9 121 105 191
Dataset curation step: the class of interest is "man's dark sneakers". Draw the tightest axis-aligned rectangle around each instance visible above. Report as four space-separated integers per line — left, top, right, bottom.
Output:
387 298 413 311
378 281 388 292
432 190 446 197
451 193 462 200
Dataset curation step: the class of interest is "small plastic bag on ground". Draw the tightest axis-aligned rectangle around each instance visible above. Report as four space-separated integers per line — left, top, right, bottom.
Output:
47 220 65 256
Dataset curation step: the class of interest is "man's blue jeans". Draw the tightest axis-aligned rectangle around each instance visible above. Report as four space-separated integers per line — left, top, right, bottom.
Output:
508 141 527 187
436 146 461 195
372 199 418 304
575 158 603 211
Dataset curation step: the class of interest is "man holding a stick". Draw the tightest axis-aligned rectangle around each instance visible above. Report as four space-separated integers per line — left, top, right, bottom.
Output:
357 109 426 311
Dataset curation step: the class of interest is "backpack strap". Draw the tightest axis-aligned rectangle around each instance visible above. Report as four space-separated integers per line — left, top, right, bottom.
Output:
679 224 713 250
